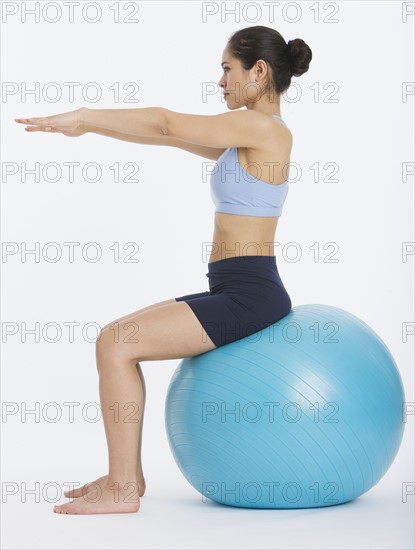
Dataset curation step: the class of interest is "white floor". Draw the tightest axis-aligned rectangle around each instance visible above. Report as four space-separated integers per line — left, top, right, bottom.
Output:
2 364 414 550
1 467 413 550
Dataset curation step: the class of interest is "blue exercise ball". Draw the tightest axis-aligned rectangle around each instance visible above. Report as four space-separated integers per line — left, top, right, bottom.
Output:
165 304 405 509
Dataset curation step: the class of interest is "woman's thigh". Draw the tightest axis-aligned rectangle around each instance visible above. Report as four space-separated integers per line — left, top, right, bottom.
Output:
102 297 177 331
102 291 209 331
97 299 217 362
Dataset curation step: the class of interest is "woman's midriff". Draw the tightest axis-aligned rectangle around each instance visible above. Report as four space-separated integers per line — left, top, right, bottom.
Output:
208 212 280 264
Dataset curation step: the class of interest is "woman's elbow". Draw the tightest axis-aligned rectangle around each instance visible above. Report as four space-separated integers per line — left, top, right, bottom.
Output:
157 107 171 136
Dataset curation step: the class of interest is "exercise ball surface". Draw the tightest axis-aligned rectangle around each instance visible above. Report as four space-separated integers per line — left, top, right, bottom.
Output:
165 304 405 509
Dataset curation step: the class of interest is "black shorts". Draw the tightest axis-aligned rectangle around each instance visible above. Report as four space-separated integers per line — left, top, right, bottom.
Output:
175 255 292 348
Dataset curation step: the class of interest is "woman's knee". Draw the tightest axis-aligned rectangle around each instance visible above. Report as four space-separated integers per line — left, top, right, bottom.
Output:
95 321 141 367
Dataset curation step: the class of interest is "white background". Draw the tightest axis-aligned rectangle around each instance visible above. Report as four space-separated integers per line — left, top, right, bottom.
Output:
1 1 414 549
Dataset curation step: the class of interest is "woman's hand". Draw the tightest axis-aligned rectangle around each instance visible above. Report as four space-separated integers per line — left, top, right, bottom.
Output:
14 107 88 137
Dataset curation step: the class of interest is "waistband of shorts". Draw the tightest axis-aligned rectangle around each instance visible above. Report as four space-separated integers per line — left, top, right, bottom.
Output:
207 255 277 271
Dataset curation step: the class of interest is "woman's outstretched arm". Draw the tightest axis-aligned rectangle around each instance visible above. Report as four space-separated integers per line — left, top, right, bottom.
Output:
14 107 226 160
16 106 279 154
81 106 277 149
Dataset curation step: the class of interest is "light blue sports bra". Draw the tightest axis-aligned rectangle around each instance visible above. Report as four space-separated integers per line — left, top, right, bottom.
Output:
210 114 289 217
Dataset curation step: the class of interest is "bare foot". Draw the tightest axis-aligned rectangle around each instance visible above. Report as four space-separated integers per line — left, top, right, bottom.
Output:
55 480 140 515
64 474 146 498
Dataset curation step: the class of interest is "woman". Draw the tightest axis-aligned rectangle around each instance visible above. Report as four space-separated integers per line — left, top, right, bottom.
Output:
15 25 312 515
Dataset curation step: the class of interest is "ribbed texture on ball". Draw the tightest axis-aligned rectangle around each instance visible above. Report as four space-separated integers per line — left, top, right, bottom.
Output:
165 304 405 509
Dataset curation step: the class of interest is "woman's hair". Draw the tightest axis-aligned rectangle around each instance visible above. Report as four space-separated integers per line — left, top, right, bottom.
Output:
226 25 312 96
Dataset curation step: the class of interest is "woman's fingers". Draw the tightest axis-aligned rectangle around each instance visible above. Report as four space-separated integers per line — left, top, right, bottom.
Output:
15 117 44 124
15 117 54 126
15 117 60 132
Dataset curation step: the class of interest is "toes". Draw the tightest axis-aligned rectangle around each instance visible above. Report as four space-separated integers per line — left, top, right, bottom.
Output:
54 504 72 514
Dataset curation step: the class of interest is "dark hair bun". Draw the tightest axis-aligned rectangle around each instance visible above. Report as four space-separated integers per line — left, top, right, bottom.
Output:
287 38 312 77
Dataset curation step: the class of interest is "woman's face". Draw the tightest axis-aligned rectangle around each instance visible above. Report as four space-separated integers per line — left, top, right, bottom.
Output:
218 46 263 109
